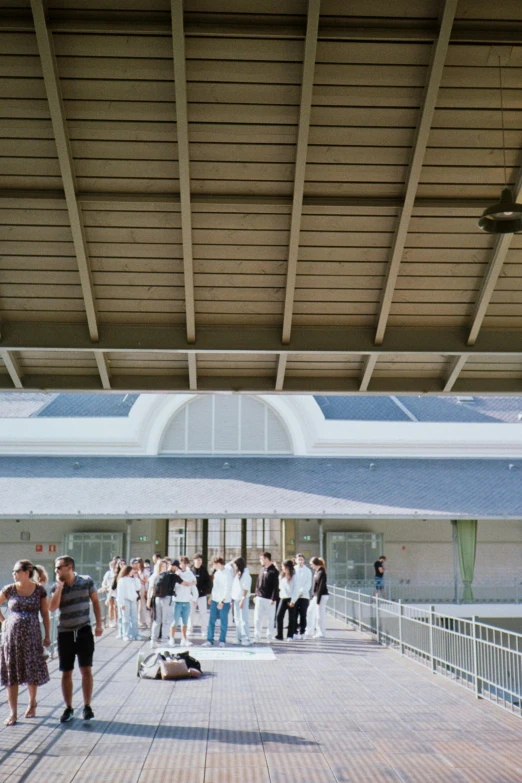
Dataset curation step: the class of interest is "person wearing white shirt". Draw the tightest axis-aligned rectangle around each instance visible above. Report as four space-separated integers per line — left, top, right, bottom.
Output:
116 566 140 641
231 557 252 646
202 557 234 647
100 559 118 628
275 560 300 641
294 553 313 639
171 556 197 647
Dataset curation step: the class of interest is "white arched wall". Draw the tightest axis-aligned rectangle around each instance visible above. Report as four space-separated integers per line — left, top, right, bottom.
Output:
147 393 304 456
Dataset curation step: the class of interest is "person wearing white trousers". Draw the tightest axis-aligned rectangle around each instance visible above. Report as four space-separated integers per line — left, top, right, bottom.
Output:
188 555 211 639
231 557 252 645
116 568 140 641
309 557 329 639
253 552 279 643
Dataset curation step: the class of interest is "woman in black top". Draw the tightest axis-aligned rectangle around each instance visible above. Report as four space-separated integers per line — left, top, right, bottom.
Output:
310 557 329 639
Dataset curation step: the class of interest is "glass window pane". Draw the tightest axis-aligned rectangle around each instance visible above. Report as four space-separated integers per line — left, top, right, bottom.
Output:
225 518 242 562
207 518 223 564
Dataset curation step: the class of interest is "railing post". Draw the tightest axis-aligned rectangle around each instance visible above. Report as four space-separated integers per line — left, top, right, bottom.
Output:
375 595 380 643
429 605 435 673
358 589 362 630
344 586 348 623
399 599 404 656
472 615 482 698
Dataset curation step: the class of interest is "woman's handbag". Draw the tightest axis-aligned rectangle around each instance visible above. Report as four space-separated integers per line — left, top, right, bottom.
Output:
160 659 189 680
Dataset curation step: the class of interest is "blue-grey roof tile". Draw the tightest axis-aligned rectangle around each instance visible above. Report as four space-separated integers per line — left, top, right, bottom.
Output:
0 456 521 519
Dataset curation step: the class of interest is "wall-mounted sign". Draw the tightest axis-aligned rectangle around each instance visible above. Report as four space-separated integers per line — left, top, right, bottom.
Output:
139 536 148 542
35 544 43 553
20 531 30 541
49 544 56 553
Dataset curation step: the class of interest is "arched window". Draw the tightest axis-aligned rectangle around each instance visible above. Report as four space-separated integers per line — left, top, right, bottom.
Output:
160 395 292 454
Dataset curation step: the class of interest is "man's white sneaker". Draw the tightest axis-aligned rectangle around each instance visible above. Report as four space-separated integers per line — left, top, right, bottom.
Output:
241 639 251 646
202 641 213 647
313 633 325 639
218 642 226 648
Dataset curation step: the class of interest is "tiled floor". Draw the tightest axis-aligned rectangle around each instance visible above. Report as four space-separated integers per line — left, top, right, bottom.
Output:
1 616 522 782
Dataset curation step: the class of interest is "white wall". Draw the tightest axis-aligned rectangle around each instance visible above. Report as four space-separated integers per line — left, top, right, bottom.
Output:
0 518 167 589
321 518 522 584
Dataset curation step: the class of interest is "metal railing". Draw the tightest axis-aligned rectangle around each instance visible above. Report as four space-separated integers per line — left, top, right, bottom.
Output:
328 585 522 719
329 579 522 604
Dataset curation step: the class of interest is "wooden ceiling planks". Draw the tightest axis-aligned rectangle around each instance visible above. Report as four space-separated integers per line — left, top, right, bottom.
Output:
0 0 522 393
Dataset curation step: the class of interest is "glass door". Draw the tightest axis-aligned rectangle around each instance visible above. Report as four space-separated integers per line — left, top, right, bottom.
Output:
326 532 382 586
63 532 123 588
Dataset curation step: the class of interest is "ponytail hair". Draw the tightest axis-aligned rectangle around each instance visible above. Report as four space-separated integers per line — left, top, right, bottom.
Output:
310 557 325 568
14 559 48 584
33 565 48 585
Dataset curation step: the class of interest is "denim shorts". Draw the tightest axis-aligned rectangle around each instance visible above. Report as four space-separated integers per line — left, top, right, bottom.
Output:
174 601 191 626
374 577 384 590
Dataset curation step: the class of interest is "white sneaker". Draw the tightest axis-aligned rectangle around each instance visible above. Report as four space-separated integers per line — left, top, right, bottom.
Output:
218 642 226 648
168 638 177 647
241 639 251 646
202 641 213 647
313 633 325 639
181 638 193 647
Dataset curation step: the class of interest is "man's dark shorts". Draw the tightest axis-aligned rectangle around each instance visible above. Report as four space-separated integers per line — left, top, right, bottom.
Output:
57 625 95 672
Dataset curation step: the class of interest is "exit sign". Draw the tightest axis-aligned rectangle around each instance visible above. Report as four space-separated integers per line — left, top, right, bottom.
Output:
139 536 148 542
303 535 311 541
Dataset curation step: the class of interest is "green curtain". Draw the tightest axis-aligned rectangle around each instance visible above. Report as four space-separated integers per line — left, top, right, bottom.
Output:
456 519 477 603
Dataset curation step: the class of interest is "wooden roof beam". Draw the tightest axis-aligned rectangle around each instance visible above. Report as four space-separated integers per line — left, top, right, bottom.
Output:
281 0 320 345
275 353 288 391
188 353 197 391
30 0 99 343
2 17 521 45
0 190 500 211
171 0 196 344
0 350 23 389
3 323 522 358
374 0 458 346
468 166 522 346
94 350 111 390
443 355 468 392
359 354 378 392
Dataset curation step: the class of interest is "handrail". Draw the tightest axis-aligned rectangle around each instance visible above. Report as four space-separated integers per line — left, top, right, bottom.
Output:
327 584 522 719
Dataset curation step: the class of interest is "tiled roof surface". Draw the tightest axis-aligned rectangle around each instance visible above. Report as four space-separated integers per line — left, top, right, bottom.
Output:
315 396 522 423
0 456 520 518
0 393 56 418
315 396 410 421
0 393 138 418
36 393 138 417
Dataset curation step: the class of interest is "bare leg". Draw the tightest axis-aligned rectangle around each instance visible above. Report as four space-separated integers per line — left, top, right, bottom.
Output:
182 625 188 640
24 684 38 718
61 670 74 708
5 685 18 725
80 667 93 706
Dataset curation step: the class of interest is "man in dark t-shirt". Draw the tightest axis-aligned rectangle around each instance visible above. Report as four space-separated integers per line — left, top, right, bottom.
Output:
373 556 386 597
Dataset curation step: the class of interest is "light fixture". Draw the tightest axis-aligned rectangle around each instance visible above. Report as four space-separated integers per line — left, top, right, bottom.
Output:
478 56 522 234
478 187 522 234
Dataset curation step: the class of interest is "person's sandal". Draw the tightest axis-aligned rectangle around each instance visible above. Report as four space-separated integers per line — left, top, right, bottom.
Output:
25 703 37 718
3 713 17 726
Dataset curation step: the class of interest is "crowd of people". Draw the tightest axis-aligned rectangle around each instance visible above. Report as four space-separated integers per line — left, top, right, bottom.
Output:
98 551 329 649
0 550 328 726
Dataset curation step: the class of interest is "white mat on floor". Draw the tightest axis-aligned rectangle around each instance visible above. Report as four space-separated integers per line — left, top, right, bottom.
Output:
137 645 276 672
160 645 276 661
